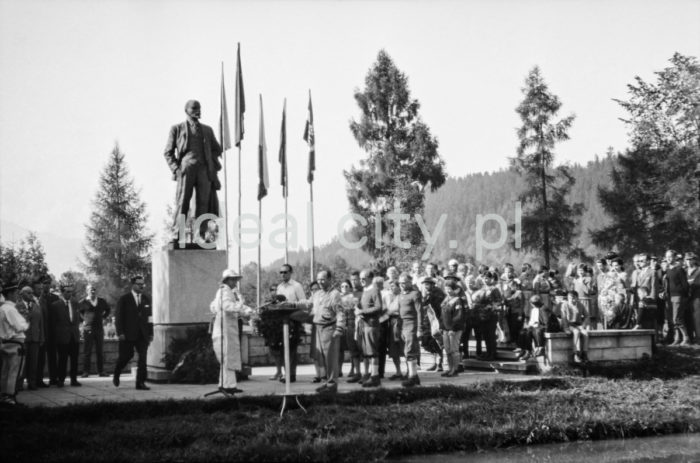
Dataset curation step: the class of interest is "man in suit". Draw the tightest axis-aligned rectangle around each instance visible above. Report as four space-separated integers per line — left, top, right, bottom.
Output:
113 275 152 390
16 286 43 390
163 99 223 243
663 249 690 346
35 275 59 386
79 284 111 377
50 283 81 387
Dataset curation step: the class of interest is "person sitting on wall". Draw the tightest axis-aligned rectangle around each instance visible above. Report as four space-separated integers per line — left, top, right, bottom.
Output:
560 290 590 363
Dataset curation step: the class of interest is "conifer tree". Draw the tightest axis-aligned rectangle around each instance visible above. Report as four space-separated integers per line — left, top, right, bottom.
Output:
345 50 446 270
593 53 700 256
510 66 581 267
83 143 153 304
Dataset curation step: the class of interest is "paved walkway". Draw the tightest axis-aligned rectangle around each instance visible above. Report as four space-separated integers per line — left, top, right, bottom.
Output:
17 363 539 408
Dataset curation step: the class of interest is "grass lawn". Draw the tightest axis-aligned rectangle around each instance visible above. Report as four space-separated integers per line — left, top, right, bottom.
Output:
3 346 700 462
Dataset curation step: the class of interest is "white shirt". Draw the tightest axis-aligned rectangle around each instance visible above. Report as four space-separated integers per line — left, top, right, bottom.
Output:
0 301 29 341
528 307 541 327
132 291 141 306
276 279 306 303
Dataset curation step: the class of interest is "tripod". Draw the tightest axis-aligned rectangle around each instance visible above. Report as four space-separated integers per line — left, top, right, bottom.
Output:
204 286 240 400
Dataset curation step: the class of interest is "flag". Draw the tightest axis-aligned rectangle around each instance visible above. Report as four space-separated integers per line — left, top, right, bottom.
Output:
303 90 315 184
219 63 231 151
234 43 245 147
279 99 287 198
258 95 269 201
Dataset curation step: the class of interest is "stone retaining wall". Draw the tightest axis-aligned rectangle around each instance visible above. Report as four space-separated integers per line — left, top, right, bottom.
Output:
544 329 654 365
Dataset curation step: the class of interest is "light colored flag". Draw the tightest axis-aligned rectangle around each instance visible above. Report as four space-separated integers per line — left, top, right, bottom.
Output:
234 43 245 147
258 95 269 201
279 99 287 198
219 63 231 151
303 90 315 184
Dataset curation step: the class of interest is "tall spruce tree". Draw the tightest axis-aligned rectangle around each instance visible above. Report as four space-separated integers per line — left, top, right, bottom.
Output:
83 143 153 304
592 53 700 256
510 66 581 267
345 50 446 270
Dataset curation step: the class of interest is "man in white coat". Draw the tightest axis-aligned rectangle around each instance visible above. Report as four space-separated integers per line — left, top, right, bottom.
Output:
210 269 251 394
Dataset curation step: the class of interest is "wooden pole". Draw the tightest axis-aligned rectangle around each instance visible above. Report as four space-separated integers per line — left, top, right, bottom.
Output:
238 145 242 274
309 182 315 282
257 199 262 308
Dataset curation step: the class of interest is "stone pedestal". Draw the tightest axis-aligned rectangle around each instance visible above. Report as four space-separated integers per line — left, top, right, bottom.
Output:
147 248 227 381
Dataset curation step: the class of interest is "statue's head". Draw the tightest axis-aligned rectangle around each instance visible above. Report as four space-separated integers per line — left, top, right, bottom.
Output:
185 100 201 119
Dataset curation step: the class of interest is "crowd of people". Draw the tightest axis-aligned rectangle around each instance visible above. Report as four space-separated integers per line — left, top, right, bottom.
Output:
0 275 152 407
258 249 700 393
1 248 698 404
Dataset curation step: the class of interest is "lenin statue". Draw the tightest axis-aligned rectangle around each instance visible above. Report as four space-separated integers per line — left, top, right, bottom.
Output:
164 100 222 244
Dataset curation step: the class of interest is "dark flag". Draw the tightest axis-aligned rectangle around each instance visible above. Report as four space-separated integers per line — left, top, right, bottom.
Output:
279 99 287 198
219 63 231 151
234 43 245 147
258 95 269 200
303 90 315 184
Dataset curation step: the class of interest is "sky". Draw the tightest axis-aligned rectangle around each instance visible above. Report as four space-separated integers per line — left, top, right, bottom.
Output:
1 0 699 274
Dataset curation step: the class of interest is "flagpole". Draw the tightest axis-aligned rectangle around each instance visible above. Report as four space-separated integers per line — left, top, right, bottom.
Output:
309 182 315 282
257 198 261 308
234 42 245 276
220 62 231 265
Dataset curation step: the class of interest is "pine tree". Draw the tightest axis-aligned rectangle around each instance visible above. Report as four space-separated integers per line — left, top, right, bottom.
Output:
345 50 446 271
83 143 153 304
510 66 581 267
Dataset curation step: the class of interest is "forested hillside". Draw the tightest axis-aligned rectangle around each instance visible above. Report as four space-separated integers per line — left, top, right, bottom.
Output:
422 154 615 267
270 154 616 276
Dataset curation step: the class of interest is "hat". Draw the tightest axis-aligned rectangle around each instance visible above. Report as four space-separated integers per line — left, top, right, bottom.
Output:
529 294 543 307
448 259 459 266
1 280 19 295
221 269 242 282
422 277 436 285
605 251 619 261
685 252 698 260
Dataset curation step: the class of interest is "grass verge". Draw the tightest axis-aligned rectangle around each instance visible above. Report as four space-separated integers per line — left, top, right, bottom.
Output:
3 346 700 462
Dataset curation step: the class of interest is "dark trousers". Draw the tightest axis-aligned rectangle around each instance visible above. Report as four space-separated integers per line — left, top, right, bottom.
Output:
478 314 497 359
507 310 524 344
689 298 700 343
115 338 148 384
377 321 389 377
460 315 480 358
83 330 105 374
24 341 41 387
518 326 545 351
57 340 79 382
38 341 58 383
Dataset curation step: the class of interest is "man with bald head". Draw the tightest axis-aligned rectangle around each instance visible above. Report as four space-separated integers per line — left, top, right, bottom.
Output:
288 270 345 393
164 99 223 243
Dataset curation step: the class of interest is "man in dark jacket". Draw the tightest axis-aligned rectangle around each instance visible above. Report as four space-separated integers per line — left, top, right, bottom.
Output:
50 283 81 387
79 284 111 377
17 286 43 390
664 249 690 346
35 276 59 386
113 276 152 390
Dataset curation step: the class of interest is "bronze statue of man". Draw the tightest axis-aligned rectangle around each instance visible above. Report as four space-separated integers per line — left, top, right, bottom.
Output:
164 100 222 243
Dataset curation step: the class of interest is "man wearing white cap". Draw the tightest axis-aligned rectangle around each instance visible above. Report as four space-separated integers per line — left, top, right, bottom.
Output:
210 269 251 394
